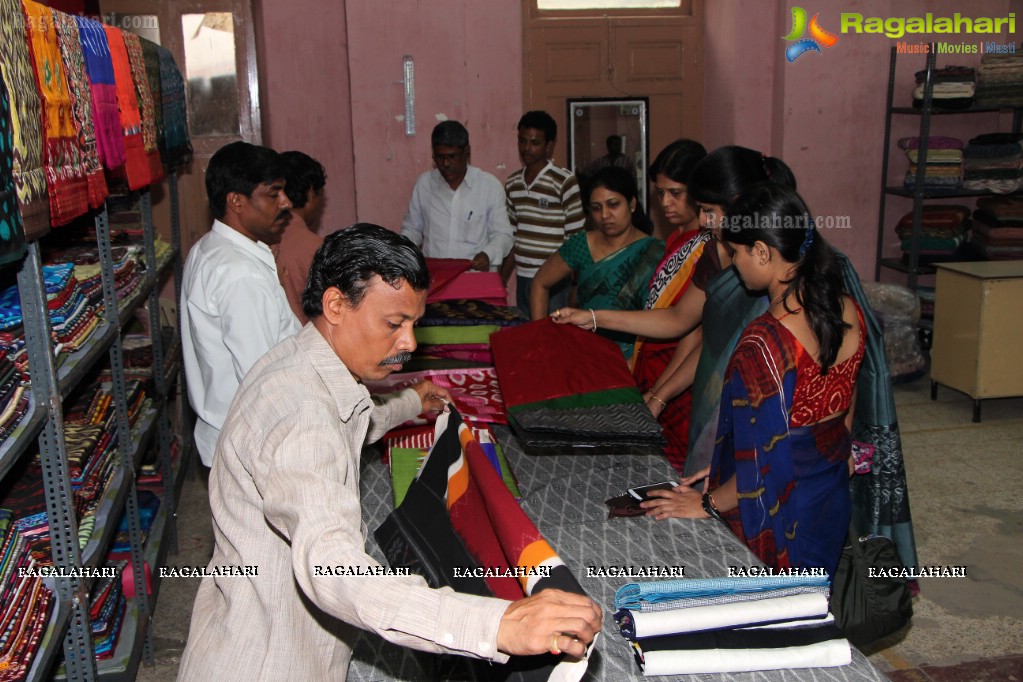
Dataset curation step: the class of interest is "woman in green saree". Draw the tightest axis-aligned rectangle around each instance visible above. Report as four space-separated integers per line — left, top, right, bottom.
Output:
531 166 663 359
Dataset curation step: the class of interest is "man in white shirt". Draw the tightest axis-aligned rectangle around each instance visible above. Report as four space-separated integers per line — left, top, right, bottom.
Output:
400 121 513 272
180 141 302 466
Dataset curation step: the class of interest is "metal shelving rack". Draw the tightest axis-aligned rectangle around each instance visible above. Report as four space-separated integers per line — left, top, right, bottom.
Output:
874 44 1023 292
1 177 186 681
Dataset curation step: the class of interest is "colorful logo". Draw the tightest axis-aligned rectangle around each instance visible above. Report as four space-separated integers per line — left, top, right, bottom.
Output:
783 7 839 62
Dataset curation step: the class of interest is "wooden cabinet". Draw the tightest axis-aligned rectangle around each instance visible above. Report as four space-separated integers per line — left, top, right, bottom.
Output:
930 260 1023 421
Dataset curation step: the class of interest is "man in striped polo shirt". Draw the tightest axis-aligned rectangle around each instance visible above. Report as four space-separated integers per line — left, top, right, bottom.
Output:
502 111 586 318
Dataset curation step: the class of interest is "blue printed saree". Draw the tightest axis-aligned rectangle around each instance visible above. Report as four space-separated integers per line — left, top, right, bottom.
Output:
709 315 851 578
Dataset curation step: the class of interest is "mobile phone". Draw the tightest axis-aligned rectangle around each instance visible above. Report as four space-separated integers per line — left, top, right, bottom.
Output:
627 481 677 501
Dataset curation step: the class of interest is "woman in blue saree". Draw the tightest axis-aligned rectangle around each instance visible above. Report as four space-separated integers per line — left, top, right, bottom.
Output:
644 183 865 576
532 166 663 359
555 147 919 573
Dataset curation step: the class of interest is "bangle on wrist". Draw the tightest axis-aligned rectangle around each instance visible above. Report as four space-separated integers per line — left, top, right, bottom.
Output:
589 308 597 332
702 491 726 523
648 393 667 407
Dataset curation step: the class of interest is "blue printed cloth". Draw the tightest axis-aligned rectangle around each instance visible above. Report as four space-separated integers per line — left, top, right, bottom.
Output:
615 574 831 612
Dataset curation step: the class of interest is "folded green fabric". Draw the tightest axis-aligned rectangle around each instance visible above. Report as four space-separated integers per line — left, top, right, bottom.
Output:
507 386 644 415
413 325 500 345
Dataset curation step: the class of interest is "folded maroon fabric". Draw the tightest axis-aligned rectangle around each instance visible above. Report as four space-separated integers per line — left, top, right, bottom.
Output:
897 136 964 150
491 317 635 407
428 271 505 304
894 205 971 237
425 258 472 298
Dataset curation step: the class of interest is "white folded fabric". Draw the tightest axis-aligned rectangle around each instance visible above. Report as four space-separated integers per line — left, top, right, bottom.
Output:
628 592 829 638
639 638 852 676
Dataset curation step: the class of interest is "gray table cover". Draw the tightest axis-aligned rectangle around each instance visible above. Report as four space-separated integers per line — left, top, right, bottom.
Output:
347 426 887 682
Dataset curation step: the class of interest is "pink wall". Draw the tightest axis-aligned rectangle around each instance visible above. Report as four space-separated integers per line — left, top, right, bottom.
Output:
344 0 523 232
253 0 1020 282
253 0 357 235
706 0 1021 280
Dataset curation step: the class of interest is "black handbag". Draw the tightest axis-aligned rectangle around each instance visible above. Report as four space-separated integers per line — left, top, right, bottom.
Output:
829 522 914 648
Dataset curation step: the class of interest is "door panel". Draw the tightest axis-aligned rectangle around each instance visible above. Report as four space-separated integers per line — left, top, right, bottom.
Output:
524 2 703 236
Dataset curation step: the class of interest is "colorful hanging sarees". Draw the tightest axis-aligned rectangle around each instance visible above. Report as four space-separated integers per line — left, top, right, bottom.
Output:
122 31 162 183
53 10 108 209
0 75 27 266
76 16 125 170
560 230 664 358
1 0 50 238
103 24 150 189
709 314 857 578
139 38 164 163
630 228 710 472
22 0 91 226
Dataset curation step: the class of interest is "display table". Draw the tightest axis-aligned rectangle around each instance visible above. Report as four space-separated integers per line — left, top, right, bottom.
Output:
347 426 888 681
931 260 1023 422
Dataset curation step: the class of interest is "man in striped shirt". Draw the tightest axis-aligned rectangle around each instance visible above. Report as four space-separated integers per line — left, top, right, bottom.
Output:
503 111 586 317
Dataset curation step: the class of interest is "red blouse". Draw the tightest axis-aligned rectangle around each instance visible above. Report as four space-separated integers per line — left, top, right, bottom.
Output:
779 301 866 427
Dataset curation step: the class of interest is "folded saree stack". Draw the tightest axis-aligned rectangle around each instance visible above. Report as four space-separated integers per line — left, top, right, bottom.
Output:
899 135 964 192
976 53 1023 107
971 195 1023 259
961 132 1023 194
893 205 972 265
0 508 56 680
491 318 665 454
85 560 128 661
613 576 851 676
0 262 103 374
912 65 976 109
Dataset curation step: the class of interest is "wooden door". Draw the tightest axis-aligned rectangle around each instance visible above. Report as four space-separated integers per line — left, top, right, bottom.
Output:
523 0 703 236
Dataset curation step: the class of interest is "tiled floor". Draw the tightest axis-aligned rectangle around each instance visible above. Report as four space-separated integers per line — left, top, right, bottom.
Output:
136 377 1023 681
886 654 1023 681
865 380 1023 682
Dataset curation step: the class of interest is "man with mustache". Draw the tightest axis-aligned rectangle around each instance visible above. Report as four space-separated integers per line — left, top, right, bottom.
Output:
178 224 601 681
401 120 513 272
181 141 302 467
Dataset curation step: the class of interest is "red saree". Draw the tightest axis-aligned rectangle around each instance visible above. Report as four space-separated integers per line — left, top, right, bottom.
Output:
103 25 151 190
23 0 90 226
630 228 710 473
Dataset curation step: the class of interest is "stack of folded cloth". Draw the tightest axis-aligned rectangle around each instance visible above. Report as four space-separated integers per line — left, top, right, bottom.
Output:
0 508 56 681
971 196 1023 259
87 560 128 661
491 318 665 454
894 205 972 264
0 349 29 446
412 298 528 367
962 132 1023 193
976 53 1023 107
614 575 851 676
44 263 103 356
0 263 104 374
912 65 976 109
108 490 160 556
899 136 963 191
47 244 147 312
